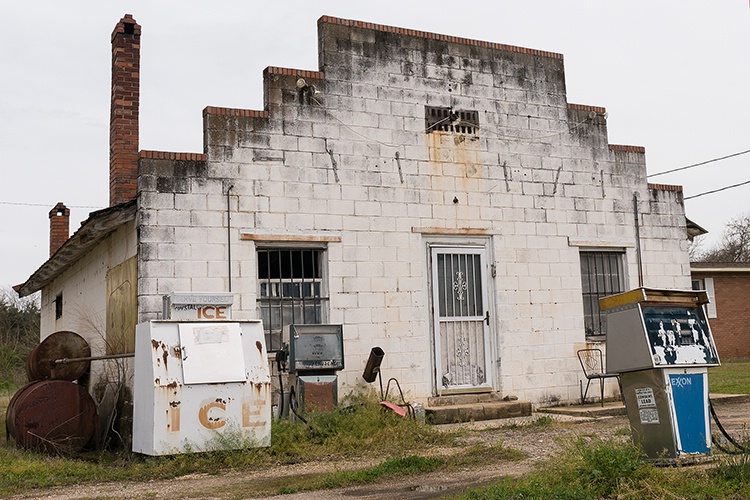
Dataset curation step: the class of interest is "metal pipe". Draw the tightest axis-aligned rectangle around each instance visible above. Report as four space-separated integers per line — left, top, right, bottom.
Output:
227 184 234 292
54 353 135 365
633 193 643 287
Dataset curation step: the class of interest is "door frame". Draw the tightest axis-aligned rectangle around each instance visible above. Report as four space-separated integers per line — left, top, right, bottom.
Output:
427 238 494 396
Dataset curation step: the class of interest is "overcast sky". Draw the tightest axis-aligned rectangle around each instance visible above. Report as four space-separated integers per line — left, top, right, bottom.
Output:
1 1 748 288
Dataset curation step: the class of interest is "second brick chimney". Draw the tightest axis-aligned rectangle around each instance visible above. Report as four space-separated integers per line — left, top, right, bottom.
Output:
109 14 141 206
49 202 70 256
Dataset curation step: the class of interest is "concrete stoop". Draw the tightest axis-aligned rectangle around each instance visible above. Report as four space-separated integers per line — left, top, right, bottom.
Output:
425 393 532 425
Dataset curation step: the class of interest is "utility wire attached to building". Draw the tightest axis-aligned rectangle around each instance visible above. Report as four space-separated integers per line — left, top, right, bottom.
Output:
648 148 750 178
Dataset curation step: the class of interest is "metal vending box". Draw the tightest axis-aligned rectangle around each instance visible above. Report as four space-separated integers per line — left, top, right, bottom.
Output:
133 320 271 455
601 288 720 460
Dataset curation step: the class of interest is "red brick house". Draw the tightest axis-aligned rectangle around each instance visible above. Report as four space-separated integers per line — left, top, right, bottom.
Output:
691 262 750 359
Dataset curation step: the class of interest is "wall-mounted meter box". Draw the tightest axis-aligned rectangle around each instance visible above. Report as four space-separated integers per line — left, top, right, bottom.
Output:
289 324 344 373
601 288 720 374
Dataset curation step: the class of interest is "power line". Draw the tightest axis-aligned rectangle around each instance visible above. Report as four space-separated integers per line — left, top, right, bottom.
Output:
0 201 101 209
648 148 750 178
684 179 750 200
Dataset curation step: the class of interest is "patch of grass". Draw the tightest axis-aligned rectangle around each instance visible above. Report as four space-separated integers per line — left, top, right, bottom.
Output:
0 392 461 495
712 451 750 487
458 438 652 499
458 437 750 499
502 414 557 430
276 455 441 495
709 359 750 394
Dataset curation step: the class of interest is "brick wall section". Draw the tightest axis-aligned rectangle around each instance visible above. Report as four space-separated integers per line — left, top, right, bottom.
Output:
139 17 691 403
48 202 70 257
140 150 207 161
609 144 646 154
647 183 682 192
110 14 141 206
568 103 606 114
692 270 750 359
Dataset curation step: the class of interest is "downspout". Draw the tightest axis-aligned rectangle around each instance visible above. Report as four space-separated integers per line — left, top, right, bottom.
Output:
226 185 234 292
633 193 643 287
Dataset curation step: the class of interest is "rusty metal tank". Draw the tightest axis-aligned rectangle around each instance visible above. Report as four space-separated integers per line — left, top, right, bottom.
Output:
6 379 97 454
26 330 90 381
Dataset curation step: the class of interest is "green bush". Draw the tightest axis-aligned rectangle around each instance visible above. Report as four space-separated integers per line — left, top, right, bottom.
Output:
0 288 39 391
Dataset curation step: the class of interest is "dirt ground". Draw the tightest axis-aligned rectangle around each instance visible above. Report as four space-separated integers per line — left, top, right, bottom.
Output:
12 397 750 500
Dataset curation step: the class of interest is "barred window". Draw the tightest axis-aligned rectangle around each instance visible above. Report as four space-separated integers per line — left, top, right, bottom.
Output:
257 248 326 351
580 251 625 338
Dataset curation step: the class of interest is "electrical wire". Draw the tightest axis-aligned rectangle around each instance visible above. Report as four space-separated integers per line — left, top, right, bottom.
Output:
648 148 750 178
684 179 750 200
0 201 101 209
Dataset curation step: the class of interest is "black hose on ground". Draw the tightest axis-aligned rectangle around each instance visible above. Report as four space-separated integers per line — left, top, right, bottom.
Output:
710 399 749 454
288 385 309 425
275 351 285 421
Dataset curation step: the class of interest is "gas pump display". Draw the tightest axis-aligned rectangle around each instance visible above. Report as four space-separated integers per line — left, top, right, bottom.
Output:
642 305 719 366
601 288 720 460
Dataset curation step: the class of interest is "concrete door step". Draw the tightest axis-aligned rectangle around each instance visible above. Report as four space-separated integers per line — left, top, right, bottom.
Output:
426 400 532 425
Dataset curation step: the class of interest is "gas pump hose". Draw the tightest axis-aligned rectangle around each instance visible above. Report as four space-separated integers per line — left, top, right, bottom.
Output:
275 352 285 421
710 399 749 454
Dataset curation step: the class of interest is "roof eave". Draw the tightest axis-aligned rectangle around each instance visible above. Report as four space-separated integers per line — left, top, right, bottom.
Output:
16 199 137 297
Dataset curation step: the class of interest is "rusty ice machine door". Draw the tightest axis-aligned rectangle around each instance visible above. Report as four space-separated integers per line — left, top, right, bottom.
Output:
133 320 271 456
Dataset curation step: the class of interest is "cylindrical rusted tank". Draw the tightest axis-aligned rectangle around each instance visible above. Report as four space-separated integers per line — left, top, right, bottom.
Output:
6 379 97 454
26 330 90 381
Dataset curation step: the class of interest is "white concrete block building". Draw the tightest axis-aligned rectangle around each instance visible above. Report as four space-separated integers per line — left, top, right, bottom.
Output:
18 15 692 414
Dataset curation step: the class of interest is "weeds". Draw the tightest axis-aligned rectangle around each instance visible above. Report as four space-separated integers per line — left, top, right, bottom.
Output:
0 392 461 495
458 437 652 499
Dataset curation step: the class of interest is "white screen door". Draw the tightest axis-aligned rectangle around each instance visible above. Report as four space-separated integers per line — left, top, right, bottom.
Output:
431 246 491 392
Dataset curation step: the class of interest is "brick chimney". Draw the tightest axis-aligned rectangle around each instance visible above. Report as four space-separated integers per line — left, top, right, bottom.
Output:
49 202 70 256
109 14 141 206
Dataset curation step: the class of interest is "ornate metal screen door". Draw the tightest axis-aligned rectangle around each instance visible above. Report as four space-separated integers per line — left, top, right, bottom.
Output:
431 247 491 392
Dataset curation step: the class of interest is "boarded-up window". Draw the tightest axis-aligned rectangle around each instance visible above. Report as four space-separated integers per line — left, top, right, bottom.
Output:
106 256 138 354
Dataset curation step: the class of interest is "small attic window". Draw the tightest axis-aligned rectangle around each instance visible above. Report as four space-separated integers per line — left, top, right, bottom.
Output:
55 293 63 320
425 106 479 135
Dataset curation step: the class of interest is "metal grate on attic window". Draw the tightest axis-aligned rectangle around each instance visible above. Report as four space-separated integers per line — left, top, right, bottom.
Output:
425 106 479 135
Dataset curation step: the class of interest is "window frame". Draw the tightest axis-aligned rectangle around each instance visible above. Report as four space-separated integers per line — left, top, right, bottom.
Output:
579 249 627 340
55 292 63 320
256 245 328 352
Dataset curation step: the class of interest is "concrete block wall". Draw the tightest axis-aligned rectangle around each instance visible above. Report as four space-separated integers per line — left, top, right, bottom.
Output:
137 16 691 404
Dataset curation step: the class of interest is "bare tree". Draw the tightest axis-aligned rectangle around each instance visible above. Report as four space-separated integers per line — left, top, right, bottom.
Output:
696 213 750 263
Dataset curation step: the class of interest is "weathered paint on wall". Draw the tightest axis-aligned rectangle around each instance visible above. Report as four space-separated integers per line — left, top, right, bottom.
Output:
40 221 137 386
134 18 690 404
106 255 138 354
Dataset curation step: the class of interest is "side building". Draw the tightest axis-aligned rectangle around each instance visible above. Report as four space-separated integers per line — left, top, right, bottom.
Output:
17 15 692 416
691 262 750 359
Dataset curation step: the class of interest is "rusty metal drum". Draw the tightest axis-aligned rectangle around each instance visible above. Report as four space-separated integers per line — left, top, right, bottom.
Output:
6 379 97 453
26 330 90 381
